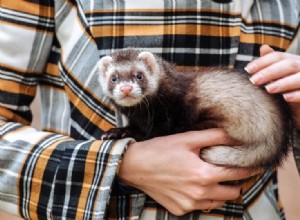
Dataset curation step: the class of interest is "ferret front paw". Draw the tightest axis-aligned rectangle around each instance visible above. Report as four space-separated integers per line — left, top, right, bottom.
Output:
101 128 131 140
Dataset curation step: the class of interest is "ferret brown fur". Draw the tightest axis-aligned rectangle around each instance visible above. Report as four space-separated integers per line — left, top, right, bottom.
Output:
98 49 293 169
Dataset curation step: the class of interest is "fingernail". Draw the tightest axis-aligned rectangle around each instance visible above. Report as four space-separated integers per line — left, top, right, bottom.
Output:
249 74 264 85
283 93 294 101
265 83 278 93
244 63 258 74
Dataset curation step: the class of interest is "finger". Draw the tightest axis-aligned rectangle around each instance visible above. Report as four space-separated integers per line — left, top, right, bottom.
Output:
283 90 300 103
260 44 275 56
205 184 242 201
245 51 300 74
196 200 225 212
265 72 300 94
171 128 232 151
170 199 225 215
249 59 300 85
208 166 262 183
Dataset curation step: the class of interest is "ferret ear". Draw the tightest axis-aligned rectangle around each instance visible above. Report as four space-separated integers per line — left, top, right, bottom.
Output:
98 55 113 76
138 51 159 74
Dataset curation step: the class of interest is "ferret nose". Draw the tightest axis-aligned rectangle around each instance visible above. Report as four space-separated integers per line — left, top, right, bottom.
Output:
120 85 133 95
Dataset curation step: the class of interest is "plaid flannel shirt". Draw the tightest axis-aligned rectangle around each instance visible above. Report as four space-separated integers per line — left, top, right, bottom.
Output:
0 0 300 219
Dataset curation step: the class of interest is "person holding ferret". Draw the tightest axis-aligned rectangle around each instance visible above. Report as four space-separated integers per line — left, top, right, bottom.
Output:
0 1 300 219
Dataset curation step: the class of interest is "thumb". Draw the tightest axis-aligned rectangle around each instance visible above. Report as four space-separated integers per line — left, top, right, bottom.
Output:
260 44 275 57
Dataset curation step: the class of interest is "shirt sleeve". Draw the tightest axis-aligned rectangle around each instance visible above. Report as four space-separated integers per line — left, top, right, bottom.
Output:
0 1 131 219
1 122 131 219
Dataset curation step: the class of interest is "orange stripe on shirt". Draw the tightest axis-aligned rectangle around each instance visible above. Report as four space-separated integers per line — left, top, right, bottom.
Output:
91 24 241 38
240 33 292 50
45 63 61 77
75 140 103 219
0 79 37 97
0 106 31 125
1 0 54 18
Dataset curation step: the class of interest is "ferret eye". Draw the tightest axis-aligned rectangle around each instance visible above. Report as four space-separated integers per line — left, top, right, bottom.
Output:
111 75 118 83
136 72 143 80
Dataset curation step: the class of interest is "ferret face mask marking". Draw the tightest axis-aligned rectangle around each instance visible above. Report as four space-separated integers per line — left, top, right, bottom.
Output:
108 67 147 107
98 51 161 107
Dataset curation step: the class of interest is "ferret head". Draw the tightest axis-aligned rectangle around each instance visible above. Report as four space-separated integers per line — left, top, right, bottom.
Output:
98 49 162 107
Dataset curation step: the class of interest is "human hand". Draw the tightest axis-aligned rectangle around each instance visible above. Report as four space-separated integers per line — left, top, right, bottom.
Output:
118 129 256 216
246 44 300 128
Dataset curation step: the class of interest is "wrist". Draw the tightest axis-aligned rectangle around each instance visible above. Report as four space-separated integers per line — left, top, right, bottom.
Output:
117 141 142 188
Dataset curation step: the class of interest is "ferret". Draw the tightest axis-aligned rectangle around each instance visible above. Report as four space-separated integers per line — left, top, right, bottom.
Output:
98 48 293 169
